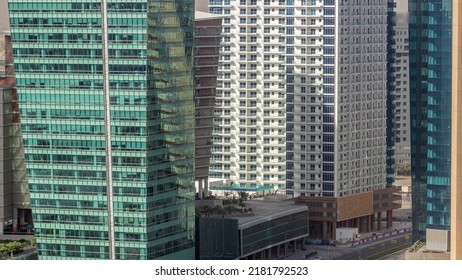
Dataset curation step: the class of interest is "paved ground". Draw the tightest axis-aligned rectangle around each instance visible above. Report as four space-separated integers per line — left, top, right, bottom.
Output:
378 248 407 260
332 234 412 260
395 176 411 188
286 232 411 260
286 221 412 260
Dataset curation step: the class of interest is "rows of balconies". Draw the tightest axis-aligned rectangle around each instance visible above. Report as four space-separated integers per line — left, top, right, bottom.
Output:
211 158 286 167
287 149 322 160
287 126 323 134
289 177 322 183
213 146 284 154
213 127 286 136
214 109 285 119
287 107 322 114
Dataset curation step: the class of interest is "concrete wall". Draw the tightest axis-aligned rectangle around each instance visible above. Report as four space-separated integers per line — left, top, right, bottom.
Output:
0 0 9 31
195 0 209 13
336 227 358 242
426 228 450 252
405 251 450 260
195 199 223 209
395 0 408 14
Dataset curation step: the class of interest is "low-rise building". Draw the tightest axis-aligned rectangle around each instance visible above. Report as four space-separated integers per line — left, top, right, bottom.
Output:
196 199 309 260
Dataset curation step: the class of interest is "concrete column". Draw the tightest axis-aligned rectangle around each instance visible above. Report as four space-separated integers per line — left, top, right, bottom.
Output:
322 221 328 240
332 222 337 240
387 210 393 228
12 207 18 232
204 179 209 198
198 179 203 199
267 248 271 259
0 222 3 234
377 212 382 231
276 244 280 258
284 242 287 257
20 210 26 224
367 215 372 232
356 217 360 230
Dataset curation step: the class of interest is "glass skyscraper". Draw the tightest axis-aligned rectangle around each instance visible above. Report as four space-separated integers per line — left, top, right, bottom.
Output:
409 0 452 243
8 0 196 259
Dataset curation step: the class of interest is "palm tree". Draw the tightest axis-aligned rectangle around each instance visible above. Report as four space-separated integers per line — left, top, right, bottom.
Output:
225 206 236 215
195 208 202 218
0 241 24 258
394 162 403 176
201 205 214 217
215 205 227 218
237 191 249 203
402 161 411 176
239 202 246 213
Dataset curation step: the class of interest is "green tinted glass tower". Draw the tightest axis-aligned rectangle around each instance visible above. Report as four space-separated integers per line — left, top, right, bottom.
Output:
8 0 196 259
409 0 452 244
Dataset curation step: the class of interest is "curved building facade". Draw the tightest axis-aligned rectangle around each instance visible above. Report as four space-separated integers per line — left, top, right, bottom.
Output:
8 0 196 259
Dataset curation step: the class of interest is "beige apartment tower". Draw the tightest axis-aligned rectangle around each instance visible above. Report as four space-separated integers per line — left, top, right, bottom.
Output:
451 0 462 261
0 31 31 235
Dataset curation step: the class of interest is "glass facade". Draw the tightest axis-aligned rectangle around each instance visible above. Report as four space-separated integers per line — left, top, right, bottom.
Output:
409 0 452 241
196 218 239 260
8 0 196 259
196 210 308 259
320 0 335 197
240 211 308 256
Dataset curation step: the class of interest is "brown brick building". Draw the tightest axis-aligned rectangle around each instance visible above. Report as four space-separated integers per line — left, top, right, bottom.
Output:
295 186 401 240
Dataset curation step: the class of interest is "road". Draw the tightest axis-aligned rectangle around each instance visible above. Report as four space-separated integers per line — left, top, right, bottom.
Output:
378 248 407 260
332 234 412 260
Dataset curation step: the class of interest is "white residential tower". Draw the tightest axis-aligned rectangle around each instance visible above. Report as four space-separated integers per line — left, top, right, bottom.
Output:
209 0 389 201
